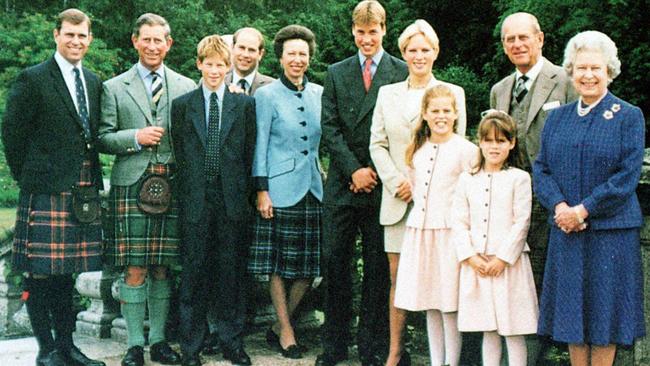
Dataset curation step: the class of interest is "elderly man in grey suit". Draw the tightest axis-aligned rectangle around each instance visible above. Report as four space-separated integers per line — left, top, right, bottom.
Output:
490 11 576 365
224 27 274 95
98 13 195 366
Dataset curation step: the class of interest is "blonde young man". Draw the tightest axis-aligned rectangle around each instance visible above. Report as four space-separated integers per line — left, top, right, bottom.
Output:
318 1 408 365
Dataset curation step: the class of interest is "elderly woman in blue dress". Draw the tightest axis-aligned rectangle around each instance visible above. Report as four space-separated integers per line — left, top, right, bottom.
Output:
534 31 645 366
249 24 323 359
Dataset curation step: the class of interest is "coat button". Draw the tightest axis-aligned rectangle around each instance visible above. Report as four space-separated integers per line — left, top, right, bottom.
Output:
297 106 305 111
427 170 431 173
483 219 487 222
301 136 307 141
483 234 487 238
299 121 306 126
301 150 308 155
485 203 488 207
295 92 302 98
485 188 489 192
425 182 428 186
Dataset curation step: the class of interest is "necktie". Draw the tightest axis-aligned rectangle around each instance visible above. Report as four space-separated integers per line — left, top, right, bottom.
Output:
363 58 373 92
513 74 529 103
73 67 91 140
151 72 164 107
238 79 249 95
205 92 221 179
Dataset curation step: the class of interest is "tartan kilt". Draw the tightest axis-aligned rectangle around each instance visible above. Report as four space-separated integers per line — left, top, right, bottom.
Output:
103 163 180 267
12 160 102 275
248 193 321 279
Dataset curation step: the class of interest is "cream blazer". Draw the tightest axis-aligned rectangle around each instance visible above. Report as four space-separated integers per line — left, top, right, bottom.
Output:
370 77 467 226
453 168 532 265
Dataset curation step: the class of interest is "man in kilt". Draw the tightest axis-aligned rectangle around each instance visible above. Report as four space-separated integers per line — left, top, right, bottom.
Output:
1 8 106 366
98 13 195 366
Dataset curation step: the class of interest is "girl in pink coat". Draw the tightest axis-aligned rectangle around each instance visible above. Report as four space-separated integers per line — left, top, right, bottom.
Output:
452 110 538 366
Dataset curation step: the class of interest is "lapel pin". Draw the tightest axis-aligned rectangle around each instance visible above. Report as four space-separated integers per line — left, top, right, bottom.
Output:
611 103 621 113
603 110 614 120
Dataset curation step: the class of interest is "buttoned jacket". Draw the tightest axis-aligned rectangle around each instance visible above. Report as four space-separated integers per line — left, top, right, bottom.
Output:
405 136 477 230
252 78 323 208
370 78 468 225
98 65 196 186
453 168 532 265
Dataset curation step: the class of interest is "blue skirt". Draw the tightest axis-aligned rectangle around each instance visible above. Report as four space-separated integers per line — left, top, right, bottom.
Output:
537 227 645 346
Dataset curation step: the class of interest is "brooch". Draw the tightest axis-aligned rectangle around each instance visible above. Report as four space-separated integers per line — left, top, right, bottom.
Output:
611 103 621 112
603 110 614 120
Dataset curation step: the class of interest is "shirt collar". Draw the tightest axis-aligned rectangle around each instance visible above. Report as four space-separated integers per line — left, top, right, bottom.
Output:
54 51 81 74
357 48 384 67
202 82 226 103
280 73 308 91
232 70 257 88
136 62 164 80
515 57 544 82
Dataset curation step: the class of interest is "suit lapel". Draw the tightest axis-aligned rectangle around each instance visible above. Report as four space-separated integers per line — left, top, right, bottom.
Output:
356 52 397 124
47 59 84 131
526 61 557 130
123 66 153 124
497 74 515 111
189 89 207 149
219 89 236 141
250 73 269 95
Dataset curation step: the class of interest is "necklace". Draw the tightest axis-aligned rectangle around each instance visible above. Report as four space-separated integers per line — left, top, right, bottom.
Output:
576 94 606 117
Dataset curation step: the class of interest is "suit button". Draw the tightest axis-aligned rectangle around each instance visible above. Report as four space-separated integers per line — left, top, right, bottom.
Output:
297 106 305 112
301 150 308 155
299 121 306 126
301 136 307 141
295 92 302 98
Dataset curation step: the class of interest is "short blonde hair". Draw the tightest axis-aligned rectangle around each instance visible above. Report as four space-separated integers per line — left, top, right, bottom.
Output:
398 19 439 56
562 30 621 81
197 35 231 65
352 0 386 28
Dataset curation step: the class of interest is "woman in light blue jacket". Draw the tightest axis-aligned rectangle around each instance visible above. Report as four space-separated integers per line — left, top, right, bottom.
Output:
249 24 323 359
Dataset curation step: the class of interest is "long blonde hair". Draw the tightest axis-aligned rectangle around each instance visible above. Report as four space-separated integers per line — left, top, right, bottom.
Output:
405 85 457 167
471 110 523 174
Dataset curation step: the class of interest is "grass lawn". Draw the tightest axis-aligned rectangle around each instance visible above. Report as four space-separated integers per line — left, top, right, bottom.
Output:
0 207 16 231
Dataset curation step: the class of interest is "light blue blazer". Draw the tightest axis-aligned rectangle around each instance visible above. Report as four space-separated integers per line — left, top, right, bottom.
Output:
253 77 324 208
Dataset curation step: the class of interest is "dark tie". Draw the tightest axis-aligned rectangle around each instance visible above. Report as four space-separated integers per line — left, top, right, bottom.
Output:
73 67 91 140
150 72 164 107
363 58 373 92
205 92 221 179
238 79 249 95
513 74 529 103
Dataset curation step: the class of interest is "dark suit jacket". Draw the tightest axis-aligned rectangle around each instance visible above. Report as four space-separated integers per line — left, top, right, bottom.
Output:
320 52 408 207
1 57 103 193
171 87 256 223
225 70 274 96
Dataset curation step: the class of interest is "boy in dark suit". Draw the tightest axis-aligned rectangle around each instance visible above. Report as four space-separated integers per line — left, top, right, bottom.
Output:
171 35 256 366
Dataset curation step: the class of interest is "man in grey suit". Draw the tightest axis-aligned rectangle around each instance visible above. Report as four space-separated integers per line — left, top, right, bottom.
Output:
490 12 576 365
224 27 274 95
98 13 195 366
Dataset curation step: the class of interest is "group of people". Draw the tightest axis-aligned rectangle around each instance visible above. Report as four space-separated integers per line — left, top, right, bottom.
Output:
1 1 645 366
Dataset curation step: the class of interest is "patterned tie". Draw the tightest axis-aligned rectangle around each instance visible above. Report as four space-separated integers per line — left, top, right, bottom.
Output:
150 72 164 107
363 58 373 92
513 74 529 103
73 67 91 139
238 79 249 95
205 92 221 179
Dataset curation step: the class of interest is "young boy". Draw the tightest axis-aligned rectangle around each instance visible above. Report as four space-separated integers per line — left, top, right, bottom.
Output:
171 35 256 366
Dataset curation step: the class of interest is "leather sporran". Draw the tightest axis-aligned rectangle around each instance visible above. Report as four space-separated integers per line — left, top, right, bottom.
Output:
137 174 171 214
72 185 101 223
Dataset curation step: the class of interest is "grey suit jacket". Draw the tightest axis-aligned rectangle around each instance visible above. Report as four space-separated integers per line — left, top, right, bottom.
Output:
225 70 274 96
98 65 196 186
490 57 577 167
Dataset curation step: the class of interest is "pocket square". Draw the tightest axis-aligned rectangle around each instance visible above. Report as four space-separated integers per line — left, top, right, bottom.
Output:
542 101 561 111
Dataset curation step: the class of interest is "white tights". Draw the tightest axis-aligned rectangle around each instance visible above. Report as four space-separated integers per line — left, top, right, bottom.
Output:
425 310 461 366
482 331 527 366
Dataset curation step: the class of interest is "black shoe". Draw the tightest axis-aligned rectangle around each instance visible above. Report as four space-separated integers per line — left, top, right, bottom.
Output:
202 333 222 355
150 341 181 364
314 351 347 366
280 344 303 359
121 346 144 366
36 350 66 366
265 328 280 349
62 346 106 366
397 351 411 366
181 354 202 366
222 346 251 366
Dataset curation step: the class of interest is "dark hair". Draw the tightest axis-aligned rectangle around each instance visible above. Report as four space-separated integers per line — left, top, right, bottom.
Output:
472 110 523 173
132 13 170 39
56 8 91 32
273 25 316 58
405 85 457 167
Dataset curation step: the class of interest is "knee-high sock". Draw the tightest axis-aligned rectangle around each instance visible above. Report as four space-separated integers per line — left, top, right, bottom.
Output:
24 277 55 354
120 281 147 348
426 310 444 365
441 312 461 366
482 331 502 366
147 279 171 345
505 335 527 366
48 275 75 350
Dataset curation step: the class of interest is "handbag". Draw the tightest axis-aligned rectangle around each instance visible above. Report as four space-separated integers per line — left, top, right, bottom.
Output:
71 185 101 224
137 174 172 214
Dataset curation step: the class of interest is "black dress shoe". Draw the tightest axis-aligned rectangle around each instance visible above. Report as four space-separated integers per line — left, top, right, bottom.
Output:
36 350 66 366
222 346 251 366
314 351 347 366
121 346 144 366
280 344 303 359
150 341 181 364
202 333 222 355
63 346 106 366
265 328 280 349
181 354 202 366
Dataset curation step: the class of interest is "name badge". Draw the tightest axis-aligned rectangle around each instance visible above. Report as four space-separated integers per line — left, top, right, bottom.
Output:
542 101 561 111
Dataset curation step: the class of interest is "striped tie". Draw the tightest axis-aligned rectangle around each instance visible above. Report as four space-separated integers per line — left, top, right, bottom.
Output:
513 74 528 103
151 72 163 106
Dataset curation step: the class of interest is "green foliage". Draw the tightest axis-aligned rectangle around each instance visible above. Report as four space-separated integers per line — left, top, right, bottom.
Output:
436 65 491 131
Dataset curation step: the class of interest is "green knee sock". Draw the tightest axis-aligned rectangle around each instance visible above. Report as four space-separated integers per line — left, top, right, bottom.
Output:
120 281 147 348
147 279 171 345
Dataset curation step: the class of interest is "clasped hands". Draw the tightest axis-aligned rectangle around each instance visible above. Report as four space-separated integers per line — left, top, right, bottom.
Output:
465 254 507 277
348 168 412 203
554 202 588 234
136 126 164 146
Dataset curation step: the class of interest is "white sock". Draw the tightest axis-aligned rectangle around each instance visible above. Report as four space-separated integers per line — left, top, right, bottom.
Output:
482 331 502 366
441 312 461 366
426 310 444 366
505 335 527 366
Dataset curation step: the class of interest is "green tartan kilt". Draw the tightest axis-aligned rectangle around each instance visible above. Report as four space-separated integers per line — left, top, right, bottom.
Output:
103 164 180 267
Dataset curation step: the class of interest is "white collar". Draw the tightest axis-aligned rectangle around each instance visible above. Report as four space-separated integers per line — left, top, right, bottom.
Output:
54 51 81 73
232 70 257 88
515 57 544 83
